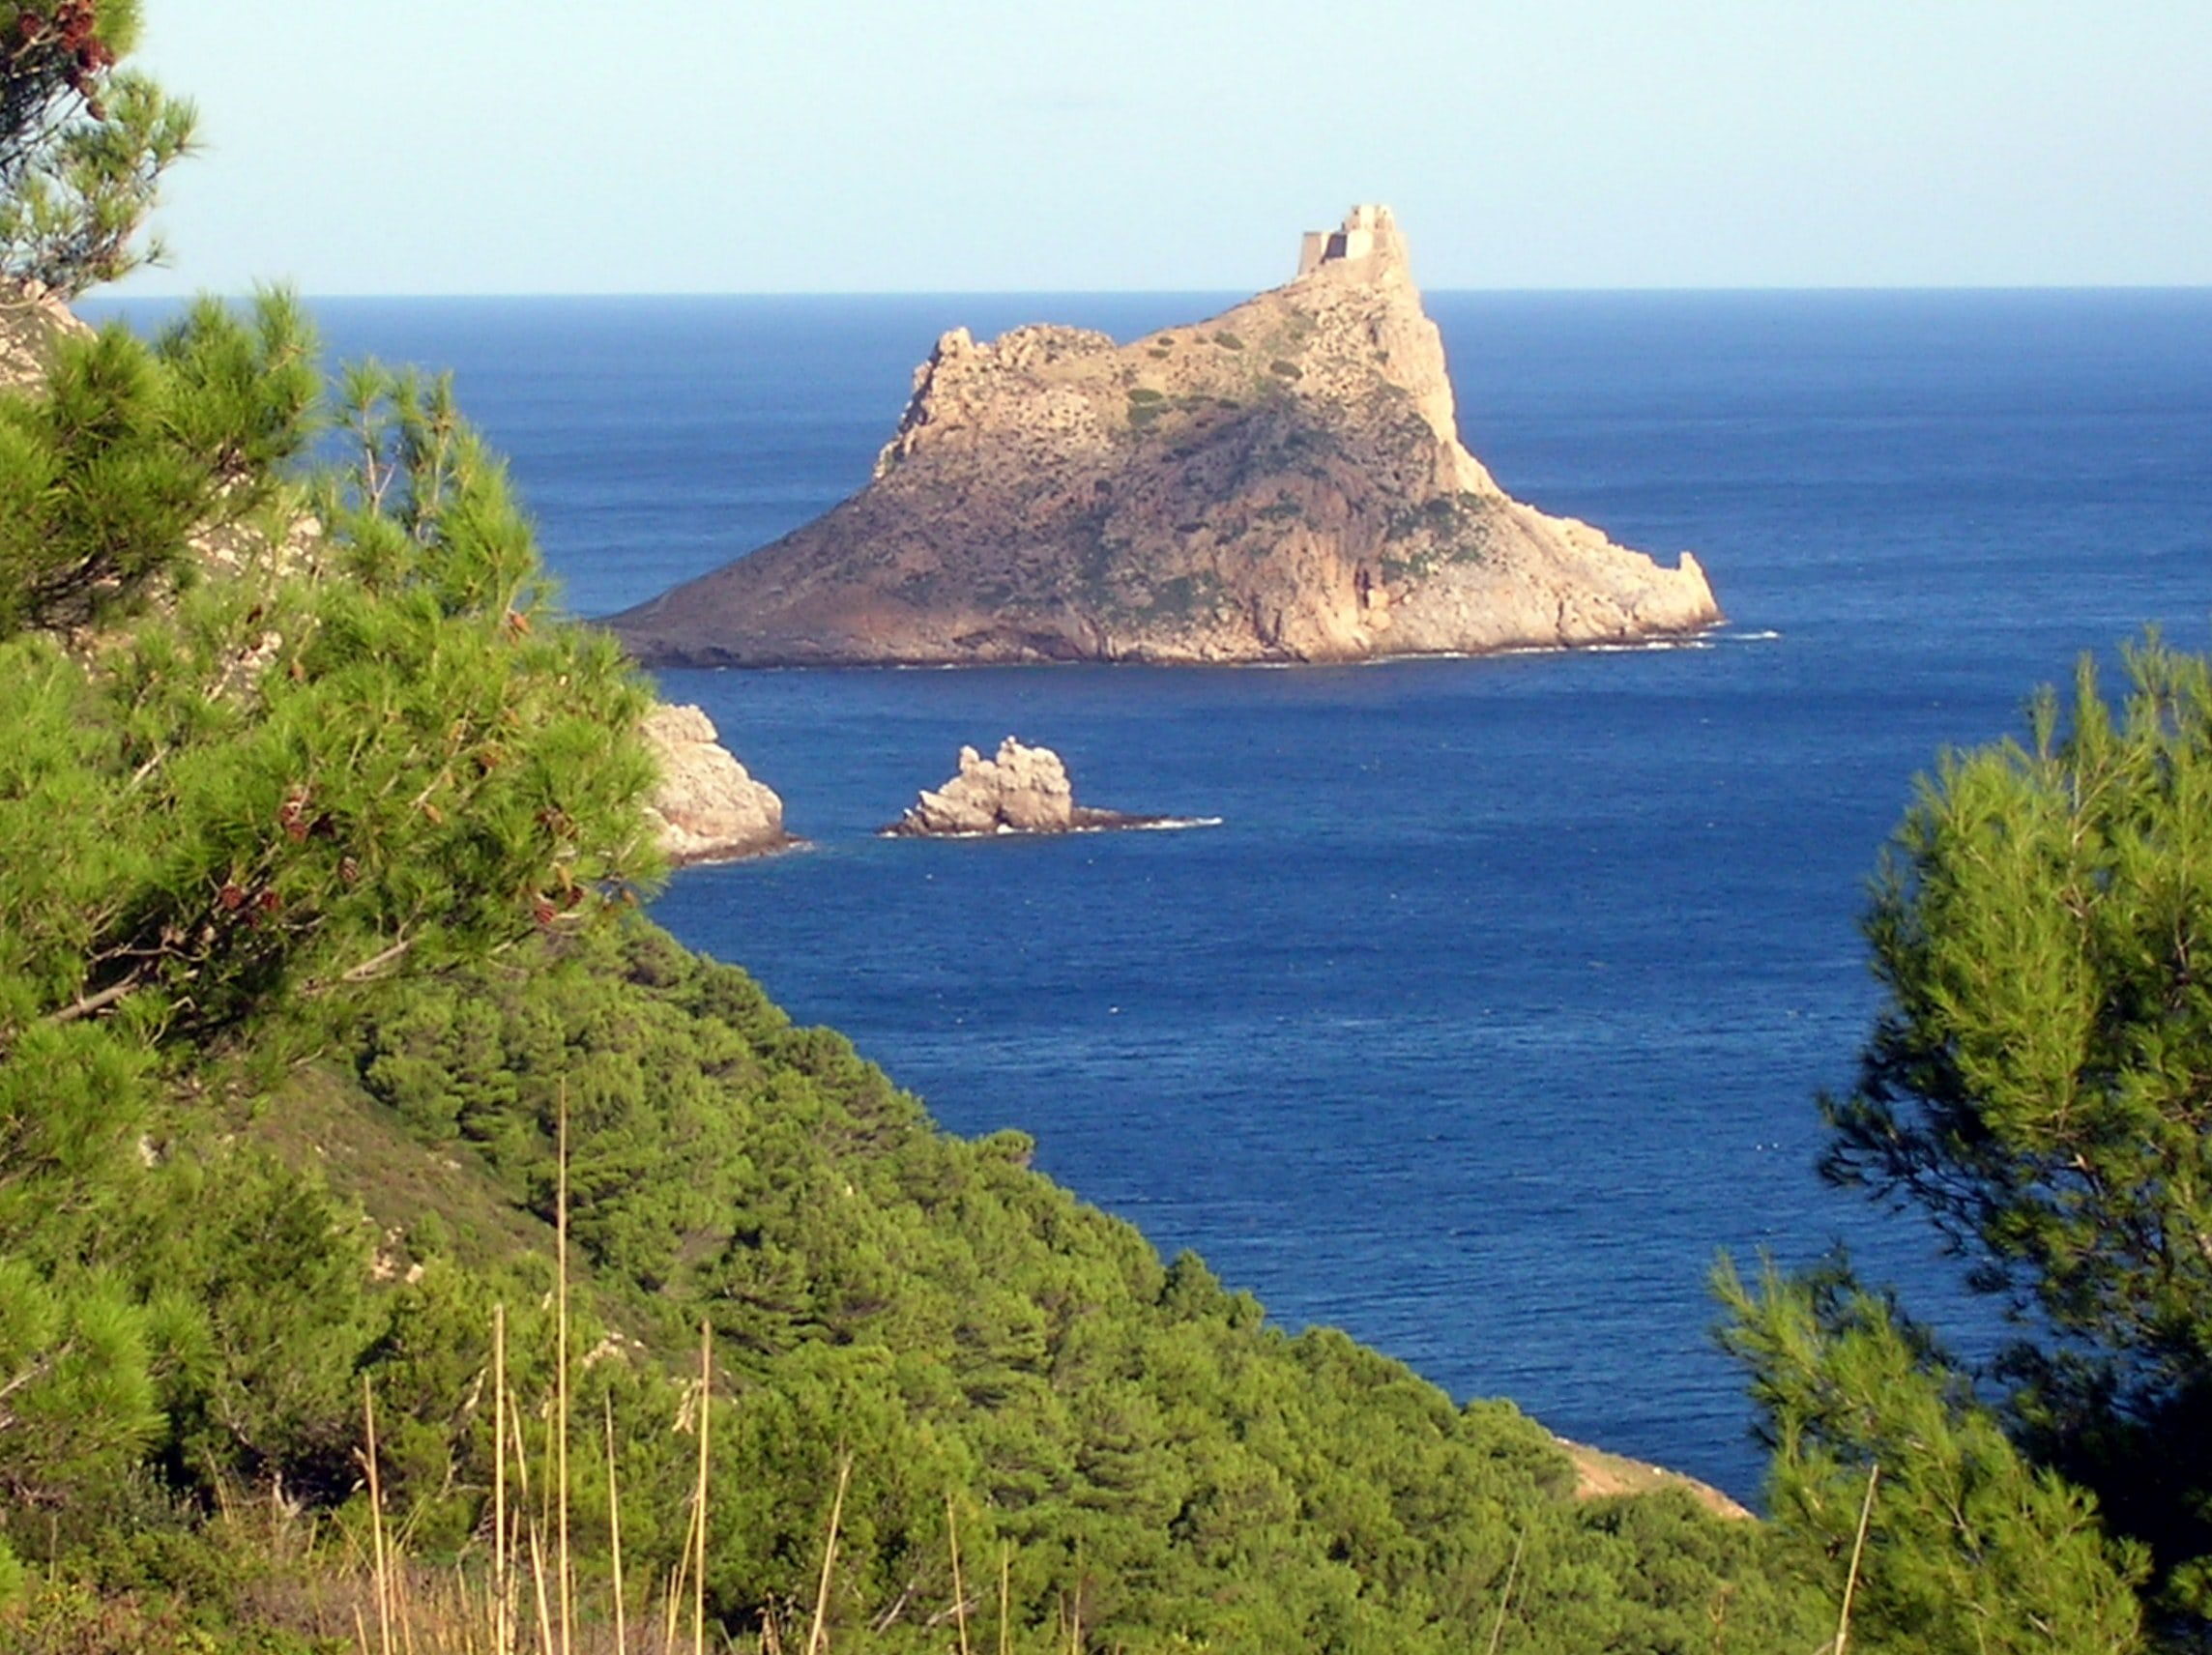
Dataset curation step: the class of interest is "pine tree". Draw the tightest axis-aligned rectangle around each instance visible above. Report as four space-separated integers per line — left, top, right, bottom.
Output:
1731 636 2212 1640
1718 1257 2146 1652
0 0 194 295
0 290 314 631
0 309 662 1552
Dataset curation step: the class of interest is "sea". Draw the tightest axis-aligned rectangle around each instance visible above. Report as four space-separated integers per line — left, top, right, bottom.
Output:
94 286 2212 1500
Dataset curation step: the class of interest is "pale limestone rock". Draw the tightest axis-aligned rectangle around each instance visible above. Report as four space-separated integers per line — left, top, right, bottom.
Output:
639 704 791 864
0 279 92 392
612 205 1721 668
891 738 1075 836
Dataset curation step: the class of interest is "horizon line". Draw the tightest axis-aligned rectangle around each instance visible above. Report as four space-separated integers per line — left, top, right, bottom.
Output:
90 279 2212 305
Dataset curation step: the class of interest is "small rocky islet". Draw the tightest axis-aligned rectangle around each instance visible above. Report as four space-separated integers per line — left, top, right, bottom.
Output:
884 736 1189 838
635 703 795 863
627 208 1723 856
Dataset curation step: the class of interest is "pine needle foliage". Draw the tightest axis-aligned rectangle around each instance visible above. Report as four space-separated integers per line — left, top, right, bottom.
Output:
0 289 314 631
0 0 195 294
1827 642 2212 1385
1717 1256 2147 1654
1824 640 2212 1616
0 294 662 1582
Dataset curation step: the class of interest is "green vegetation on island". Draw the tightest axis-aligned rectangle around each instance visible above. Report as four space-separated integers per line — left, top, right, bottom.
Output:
2 7 2210 1652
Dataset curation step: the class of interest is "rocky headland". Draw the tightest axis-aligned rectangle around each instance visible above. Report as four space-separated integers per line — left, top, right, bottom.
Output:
609 205 1720 667
887 737 1175 837
638 703 794 863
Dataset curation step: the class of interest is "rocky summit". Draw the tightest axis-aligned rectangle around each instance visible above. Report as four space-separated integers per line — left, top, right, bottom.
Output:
609 206 1721 667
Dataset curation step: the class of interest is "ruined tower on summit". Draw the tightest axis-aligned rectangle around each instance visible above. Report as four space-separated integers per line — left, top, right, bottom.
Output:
1295 204 1408 277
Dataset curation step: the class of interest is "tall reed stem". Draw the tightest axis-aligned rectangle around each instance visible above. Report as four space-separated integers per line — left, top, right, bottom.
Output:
805 1456 852 1655
998 1544 1010 1655
606 1392 627 1655
1835 1461 1880 1655
557 1082 572 1655
693 1320 712 1655
363 1377 393 1655
494 1302 509 1655
1484 1529 1525 1655
946 1492 971 1655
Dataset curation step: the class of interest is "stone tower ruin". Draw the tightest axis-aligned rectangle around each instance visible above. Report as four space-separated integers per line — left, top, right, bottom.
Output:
1296 204 1406 277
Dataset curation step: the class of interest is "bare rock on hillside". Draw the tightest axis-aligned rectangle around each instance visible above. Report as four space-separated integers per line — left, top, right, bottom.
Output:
609 205 1720 667
0 279 92 389
639 704 794 864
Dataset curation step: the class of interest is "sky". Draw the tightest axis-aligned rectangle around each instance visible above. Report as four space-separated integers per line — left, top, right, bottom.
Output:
119 0 2212 296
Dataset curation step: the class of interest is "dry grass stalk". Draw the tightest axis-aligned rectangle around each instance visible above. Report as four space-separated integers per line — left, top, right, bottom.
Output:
558 1082 573 1655
529 1519 556 1655
495 1302 509 1655
806 1456 853 1655
1834 1461 1880 1655
364 1377 395 1655
662 1550 687 1655
394 1564 420 1655
946 1492 971 1655
998 1545 1010 1655
506 1392 546 1655
694 1319 713 1655
1483 1528 1525 1655
606 1392 627 1653
1066 1537 1083 1655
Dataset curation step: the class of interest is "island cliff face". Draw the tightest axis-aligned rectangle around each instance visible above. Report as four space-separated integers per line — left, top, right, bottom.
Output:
610 206 1720 667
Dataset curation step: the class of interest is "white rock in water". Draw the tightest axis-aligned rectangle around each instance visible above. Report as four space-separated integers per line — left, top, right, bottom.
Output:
894 738 1077 836
639 703 791 864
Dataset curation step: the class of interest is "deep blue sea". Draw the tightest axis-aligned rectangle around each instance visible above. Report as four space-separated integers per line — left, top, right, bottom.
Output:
97 288 2212 1499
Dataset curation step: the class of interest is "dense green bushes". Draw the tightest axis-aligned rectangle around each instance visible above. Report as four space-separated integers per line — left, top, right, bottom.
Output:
338 921 1821 1650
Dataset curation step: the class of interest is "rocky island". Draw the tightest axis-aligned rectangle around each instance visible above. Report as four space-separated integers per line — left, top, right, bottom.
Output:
609 206 1720 667
887 737 1180 837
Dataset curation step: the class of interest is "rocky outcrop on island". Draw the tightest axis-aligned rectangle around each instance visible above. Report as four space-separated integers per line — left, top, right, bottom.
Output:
887 738 1171 837
638 703 794 863
609 206 1720 667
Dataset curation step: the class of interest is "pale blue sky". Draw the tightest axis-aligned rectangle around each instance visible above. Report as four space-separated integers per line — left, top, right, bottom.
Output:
122 0 2210 296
